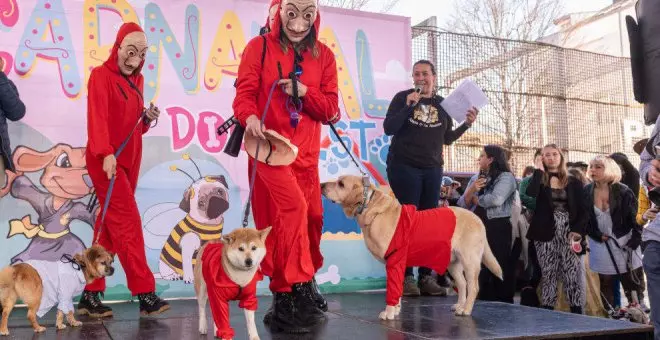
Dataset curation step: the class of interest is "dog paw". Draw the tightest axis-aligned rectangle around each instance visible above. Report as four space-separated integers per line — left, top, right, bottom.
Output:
56 323 67 330
34 326 46 333
70 320 82 327
198 320 207 334
0 328 9 336
378 306 396 320
249 335 260 340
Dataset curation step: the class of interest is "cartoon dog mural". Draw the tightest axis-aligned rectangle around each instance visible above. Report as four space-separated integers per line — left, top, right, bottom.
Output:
144 155 230 283
0 144 97 264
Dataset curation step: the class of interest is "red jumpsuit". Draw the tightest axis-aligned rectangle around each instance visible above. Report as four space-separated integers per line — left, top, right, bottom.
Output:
201 243 262 339
85 23 155 295
384 205 456 306
233 4 339 292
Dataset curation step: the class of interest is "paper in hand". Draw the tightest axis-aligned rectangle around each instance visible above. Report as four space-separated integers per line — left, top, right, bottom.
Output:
440 79 489 123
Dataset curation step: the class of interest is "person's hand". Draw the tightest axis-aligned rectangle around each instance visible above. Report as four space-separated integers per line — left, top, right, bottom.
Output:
0 57 4 74
245 115 265 140
278 79 307 97
465 106 478 125
601 235 609 242
406 90 420 106
569 232 582 242
649 159 660 187
470 178 487 193
643 207 659 222
103 155 117 180
145 102 160 121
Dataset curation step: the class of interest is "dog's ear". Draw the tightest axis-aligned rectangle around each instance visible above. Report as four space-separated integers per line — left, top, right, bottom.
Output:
12 145 57 172
73 252 86 266
179 188 192 213
217 175 228 189
221 234 234 245
259 226 272 242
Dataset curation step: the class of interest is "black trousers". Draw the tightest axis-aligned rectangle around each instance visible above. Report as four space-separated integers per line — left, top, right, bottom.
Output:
386 160 443 279
475 210 515 304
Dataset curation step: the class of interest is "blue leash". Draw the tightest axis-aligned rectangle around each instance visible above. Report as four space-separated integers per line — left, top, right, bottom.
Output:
93 113 146 244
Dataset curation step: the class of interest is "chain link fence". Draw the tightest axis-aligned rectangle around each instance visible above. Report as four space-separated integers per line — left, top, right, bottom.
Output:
412 27 646 177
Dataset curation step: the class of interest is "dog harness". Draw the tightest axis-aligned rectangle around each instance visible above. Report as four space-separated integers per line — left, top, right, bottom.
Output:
383 204 456 306
23 259 86 318
201 242 262 339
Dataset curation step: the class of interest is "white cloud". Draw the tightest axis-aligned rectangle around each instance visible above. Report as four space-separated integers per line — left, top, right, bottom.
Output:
374 60 408 81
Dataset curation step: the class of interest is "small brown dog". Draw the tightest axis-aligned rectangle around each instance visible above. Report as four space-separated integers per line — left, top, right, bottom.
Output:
0 244 115 335
194 227 271 340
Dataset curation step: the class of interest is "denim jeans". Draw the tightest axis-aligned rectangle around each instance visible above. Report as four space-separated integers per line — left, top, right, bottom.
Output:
643 241 660 340
386 161 443 279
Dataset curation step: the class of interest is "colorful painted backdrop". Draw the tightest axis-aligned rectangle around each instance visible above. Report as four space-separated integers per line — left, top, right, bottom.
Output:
0 0 411 299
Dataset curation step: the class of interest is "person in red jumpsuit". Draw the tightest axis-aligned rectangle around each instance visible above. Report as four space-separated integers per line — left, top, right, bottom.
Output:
201 242 262 339
233 0 339 333
78 22 170 317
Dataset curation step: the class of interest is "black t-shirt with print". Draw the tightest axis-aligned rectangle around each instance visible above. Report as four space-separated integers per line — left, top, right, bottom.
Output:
383 89 470 168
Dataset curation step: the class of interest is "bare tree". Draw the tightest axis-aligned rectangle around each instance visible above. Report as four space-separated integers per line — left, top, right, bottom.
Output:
319 0 400 13
442 0 565 169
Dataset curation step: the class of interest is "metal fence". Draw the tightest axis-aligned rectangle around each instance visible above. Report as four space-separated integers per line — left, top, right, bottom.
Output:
411 27 646 177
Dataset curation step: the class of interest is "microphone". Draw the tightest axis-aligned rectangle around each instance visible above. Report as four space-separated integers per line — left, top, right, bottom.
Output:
407 85 422 108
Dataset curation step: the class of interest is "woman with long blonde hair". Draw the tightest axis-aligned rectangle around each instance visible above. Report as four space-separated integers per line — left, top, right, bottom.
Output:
525 144 588 314
584 155 645 310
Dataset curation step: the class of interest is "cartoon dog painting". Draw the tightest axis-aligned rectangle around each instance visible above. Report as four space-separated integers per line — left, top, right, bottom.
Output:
0 144 97 264
144 155 230 283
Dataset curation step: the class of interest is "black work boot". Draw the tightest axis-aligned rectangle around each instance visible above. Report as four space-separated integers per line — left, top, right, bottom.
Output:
268 281 327 334
311 277 328 312
570 306 583 315
137 292 170 316
263 295 275 325
77 290 113 318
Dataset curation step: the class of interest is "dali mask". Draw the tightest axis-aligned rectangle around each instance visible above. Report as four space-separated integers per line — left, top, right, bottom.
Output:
280 0 318 43
118 31 147 76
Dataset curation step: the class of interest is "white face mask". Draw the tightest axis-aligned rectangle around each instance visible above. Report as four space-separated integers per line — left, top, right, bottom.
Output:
280 0 317 43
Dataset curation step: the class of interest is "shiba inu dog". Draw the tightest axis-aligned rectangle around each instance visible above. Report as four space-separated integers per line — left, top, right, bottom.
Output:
0 245 115 335
321 175 502 320
194 227 271 340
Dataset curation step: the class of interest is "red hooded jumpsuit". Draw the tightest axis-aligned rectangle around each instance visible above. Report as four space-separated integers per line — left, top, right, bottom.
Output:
201 242 262 339
85 23 155 295
233 2 340 293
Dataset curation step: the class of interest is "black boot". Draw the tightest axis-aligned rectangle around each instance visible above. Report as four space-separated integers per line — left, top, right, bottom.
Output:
311 277 328 312
77 291 113 318
137 292 170 316
570 306 583 314
268 281 326 334
263 295 275 325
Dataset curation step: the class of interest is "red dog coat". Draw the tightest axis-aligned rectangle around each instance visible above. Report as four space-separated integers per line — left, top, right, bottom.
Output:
201 242 262 339
384 205 456 306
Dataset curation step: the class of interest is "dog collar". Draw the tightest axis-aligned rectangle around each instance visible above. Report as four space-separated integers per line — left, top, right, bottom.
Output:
356 189 375 215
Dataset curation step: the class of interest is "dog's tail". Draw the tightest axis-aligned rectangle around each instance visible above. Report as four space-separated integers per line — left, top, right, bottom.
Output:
481 240 503 280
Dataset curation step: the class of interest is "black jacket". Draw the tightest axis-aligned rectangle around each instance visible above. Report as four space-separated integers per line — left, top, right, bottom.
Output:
0 72 26 171
525 169 587 242
583 182 642 249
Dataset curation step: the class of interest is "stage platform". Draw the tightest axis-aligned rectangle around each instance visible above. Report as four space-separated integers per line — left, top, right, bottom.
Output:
2 292 654 339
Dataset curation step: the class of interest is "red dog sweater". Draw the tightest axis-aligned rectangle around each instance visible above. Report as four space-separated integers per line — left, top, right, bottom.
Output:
201 243 263 339
384 205 456 306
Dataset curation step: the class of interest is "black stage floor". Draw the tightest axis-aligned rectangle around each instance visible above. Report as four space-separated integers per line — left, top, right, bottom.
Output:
2 292 654 339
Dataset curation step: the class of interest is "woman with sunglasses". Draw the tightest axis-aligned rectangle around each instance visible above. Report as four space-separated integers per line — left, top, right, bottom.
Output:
233 0 340 334
383 60 478 296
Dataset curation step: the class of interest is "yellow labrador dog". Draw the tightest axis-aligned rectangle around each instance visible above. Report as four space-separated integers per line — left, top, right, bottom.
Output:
321 175 502 319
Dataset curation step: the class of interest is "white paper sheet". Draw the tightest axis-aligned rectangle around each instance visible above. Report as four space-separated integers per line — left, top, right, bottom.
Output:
440 79 489 123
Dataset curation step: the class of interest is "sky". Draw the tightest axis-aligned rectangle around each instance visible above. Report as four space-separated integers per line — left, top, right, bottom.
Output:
361 0 616 27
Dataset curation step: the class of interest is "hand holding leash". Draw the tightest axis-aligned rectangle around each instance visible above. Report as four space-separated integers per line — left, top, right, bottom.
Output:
102 155 116 180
